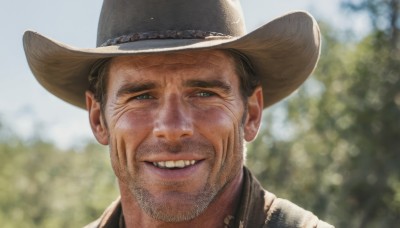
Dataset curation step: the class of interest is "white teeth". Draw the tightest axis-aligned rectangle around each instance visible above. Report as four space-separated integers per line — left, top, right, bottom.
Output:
175 160 185 168
153 160 197 169
165 161 175 168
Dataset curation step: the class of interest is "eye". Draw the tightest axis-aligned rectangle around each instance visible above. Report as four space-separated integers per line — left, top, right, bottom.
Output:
196 91 215 97
134 93 154 100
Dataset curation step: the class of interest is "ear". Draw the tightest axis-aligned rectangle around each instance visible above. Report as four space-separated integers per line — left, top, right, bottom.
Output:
86 91 109 145
243 86 263 142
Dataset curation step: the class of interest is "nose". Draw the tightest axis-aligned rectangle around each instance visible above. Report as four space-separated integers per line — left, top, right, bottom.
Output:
153 95 193 141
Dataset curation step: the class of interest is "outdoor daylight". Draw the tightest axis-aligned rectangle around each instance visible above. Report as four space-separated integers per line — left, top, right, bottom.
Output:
0 0 399 227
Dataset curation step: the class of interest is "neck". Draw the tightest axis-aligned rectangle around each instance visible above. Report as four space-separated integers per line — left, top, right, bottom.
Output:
119 170 244 228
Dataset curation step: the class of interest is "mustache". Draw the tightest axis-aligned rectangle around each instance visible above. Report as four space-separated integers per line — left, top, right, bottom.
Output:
135 138 215 157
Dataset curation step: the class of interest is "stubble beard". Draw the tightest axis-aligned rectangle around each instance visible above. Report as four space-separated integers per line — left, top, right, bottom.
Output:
125 139 221 222
126 142 244 223
115 116 246 223
129 182 218 222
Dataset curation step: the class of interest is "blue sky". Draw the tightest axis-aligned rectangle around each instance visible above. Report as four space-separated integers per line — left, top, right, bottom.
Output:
0 0 368 148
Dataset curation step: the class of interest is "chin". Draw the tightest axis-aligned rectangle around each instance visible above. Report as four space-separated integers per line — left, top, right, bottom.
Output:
130 183 218 222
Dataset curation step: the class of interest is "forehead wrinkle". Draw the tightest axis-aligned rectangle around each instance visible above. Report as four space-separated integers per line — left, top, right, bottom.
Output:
109 50 237 92
112 50 231 71
130 62 224 80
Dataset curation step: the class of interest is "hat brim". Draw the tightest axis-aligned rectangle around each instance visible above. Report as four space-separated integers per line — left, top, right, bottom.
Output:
23 11 320 109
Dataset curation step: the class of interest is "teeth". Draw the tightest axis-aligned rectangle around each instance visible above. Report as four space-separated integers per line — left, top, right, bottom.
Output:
165 161 175 168
175 160 185 168
152 160 197 169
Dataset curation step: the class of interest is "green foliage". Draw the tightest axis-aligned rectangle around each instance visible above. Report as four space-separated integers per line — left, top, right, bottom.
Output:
0 126 118 228
342 0 400 47
247 15 400 228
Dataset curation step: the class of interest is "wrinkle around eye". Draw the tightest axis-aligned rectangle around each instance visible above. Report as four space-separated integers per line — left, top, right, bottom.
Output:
108 101 144 129
215 99 244 124
109 104 130 127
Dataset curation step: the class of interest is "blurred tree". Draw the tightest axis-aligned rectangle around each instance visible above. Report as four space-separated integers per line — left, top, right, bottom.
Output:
338 1 400 225
0 122 119 228
247 1 400 227
247 22 351 225
342 0 399 47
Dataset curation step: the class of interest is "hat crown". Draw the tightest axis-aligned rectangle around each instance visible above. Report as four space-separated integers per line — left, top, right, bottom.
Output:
97 0 246 47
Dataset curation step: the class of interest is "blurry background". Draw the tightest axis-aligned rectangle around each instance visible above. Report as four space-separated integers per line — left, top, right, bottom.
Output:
0 0 399 227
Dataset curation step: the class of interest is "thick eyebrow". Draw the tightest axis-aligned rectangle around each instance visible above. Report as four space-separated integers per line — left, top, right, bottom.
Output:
116 81 157 97
184 79 232 93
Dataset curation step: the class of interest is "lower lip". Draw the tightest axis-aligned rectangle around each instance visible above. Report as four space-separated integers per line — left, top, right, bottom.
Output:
144 161 204 181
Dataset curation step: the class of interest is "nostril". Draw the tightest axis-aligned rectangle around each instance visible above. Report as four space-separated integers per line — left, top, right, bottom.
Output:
153 123 193 140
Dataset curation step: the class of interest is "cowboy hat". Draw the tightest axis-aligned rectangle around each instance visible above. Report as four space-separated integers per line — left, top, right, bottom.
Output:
23 0 321 109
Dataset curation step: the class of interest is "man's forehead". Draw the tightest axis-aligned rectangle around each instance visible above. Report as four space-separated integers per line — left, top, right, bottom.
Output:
109 49 235 71
105 49 241 93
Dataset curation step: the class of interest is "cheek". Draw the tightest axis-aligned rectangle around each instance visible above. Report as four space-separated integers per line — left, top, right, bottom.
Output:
194 107 236 136
108 110 153 177
194 106 244 168
111 109 153 139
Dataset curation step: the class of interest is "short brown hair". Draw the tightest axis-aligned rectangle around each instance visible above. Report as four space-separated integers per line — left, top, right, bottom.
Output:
87 50 260 110
227 49 260 100
88 58 112 109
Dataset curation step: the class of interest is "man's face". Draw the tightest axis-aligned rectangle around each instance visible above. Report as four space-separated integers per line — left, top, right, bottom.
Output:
87 50 262 222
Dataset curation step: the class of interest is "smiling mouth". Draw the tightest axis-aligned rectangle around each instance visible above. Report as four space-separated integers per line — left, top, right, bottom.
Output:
152 160 197 169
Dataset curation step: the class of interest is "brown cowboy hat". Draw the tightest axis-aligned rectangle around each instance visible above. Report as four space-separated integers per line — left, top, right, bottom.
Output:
23 0 321 109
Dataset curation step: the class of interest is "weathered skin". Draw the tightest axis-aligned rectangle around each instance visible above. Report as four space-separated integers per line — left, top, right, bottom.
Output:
86 50 263 228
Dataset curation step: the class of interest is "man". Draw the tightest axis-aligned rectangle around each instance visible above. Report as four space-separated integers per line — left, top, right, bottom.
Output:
23 0 333 227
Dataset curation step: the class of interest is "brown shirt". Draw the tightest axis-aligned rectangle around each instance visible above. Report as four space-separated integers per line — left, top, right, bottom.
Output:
84 167 334 228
